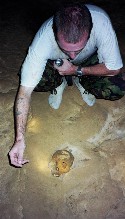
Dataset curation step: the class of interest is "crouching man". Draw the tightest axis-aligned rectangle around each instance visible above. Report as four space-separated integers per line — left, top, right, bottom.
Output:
9 2 125 167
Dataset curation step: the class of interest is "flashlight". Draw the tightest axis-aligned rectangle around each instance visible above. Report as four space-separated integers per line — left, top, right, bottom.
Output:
55 58 64 67
55 58 73 86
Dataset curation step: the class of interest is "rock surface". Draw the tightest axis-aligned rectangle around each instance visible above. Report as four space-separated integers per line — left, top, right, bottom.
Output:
0 0 125 218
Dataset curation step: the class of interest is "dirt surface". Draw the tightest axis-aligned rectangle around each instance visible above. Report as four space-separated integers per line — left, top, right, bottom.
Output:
0 0 125 218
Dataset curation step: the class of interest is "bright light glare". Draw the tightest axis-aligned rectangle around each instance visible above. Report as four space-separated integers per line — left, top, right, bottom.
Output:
35 157 50 175
27 118 50 175
27 117 42 133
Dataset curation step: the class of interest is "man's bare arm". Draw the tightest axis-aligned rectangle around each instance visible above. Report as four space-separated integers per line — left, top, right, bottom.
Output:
9 85 34 167
15 85 33 141
82 63 121 76
54 59 121 76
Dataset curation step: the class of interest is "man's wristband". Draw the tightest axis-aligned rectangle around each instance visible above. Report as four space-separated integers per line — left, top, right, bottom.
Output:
76 65 84 76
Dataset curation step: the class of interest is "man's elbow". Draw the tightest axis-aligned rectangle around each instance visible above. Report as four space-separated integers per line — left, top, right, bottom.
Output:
113 68 121 75
108 68 122 76
18 85 34 98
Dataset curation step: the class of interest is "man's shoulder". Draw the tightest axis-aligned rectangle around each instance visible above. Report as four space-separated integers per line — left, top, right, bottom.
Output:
30 16 54 49
29 16 60 59
86 4 110 21
38 17 53 35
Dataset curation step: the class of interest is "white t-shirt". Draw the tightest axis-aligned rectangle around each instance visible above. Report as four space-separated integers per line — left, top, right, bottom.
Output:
21 4 123 87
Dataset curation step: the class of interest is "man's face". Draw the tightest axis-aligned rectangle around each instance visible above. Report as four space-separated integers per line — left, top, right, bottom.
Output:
57 32 89 59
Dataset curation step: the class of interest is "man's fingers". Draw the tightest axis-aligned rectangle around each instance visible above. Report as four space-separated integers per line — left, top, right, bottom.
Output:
21 159 29 165
10 160 23 167
10 159 29 167
18 157 29 166
9 153 18 166
9 152 29 167
59 71 64 75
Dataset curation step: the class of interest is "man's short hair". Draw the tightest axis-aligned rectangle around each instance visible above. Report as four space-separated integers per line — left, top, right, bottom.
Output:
53 2 93 43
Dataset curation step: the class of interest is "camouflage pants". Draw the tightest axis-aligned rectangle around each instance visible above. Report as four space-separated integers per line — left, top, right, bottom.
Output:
34 55 125 100
34 60 63 94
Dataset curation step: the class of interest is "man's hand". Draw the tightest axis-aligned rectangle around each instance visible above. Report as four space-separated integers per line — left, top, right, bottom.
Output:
54 59 77 75
9 140 29 167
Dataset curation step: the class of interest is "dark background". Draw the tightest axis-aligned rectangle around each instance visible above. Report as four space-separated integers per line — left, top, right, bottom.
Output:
1 0 125 72
1 0 125 34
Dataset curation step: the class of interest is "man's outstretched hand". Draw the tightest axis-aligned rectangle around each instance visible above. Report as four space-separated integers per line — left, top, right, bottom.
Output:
9 140 29 167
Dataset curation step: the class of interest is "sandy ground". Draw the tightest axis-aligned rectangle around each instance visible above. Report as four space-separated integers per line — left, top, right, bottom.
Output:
0 0 125 218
